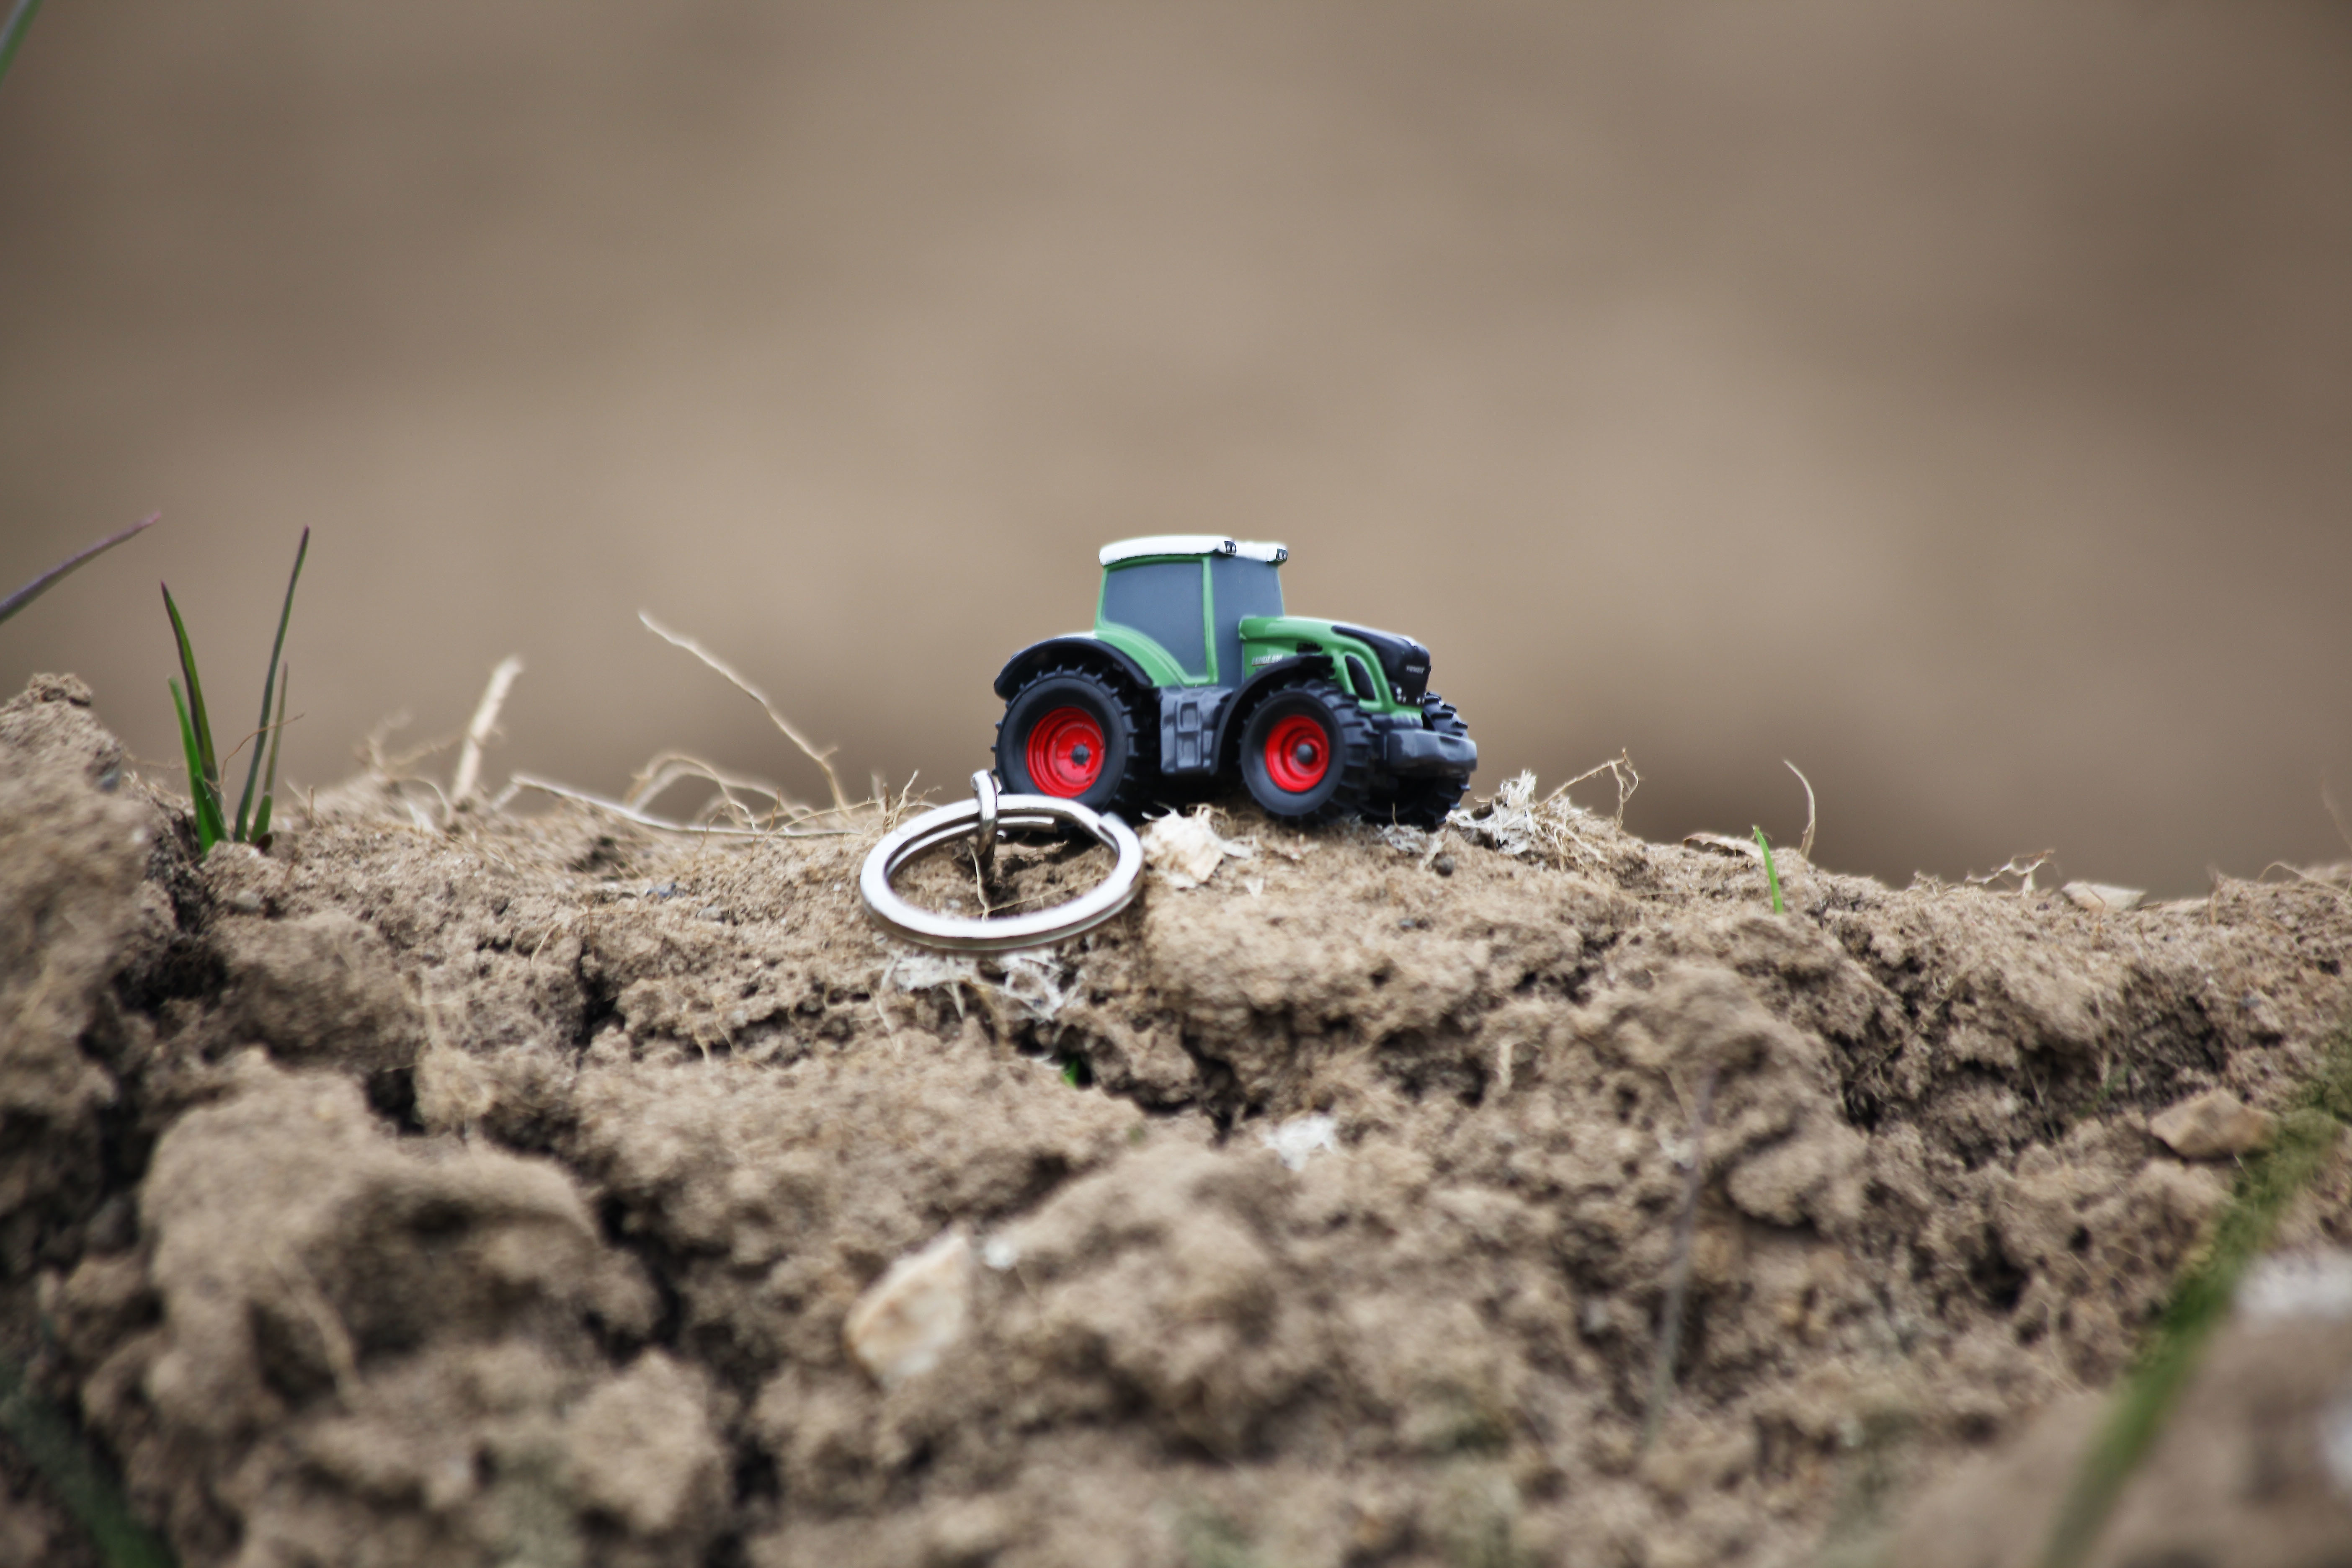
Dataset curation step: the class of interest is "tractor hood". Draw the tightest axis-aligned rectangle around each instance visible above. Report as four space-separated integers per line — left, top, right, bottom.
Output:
1331 623 1432 703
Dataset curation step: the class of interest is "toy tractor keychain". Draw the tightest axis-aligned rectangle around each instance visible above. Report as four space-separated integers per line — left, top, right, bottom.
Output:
862 536 1478 950
996 536 1477 824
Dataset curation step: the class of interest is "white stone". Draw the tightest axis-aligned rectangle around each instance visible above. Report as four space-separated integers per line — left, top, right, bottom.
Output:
1260 1113 1340 1171
843 1229 974 1387
2238 1249 2352 1325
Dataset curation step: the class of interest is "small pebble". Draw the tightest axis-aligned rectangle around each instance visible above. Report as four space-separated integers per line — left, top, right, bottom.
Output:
227 890 263 913
844 1230 974 1387
2149 1088 2273 1160
1432 854 1456 877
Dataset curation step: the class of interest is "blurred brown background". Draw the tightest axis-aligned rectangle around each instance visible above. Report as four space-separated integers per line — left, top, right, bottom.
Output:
3 2 2347 894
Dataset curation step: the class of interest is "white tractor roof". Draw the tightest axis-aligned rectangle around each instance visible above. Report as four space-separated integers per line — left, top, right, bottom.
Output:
1099 536 1288 565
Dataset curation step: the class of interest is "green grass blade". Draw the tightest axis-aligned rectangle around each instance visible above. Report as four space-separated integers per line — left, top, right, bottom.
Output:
0 514 158 627
2036 1026 2352 1567
1752 826 1785 914
165 679 204 836
233 528 307 842
0 0 47 96
252 665 288 843
160 585 220 793
167 679 225 852
0 1351 176 1568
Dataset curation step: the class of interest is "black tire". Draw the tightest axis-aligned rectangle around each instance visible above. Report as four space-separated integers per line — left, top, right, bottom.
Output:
1236 678 1375 825
994 665 1152 816
1375 693 1474 830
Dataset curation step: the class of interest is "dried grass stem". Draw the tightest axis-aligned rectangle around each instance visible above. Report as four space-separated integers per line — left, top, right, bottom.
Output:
639 611 849 813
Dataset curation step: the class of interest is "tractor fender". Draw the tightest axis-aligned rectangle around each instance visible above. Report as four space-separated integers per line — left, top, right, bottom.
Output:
1208 653 1332 767
993 635 1154 701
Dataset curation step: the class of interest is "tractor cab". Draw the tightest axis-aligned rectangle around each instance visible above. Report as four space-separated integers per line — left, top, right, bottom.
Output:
1093 535 1287 689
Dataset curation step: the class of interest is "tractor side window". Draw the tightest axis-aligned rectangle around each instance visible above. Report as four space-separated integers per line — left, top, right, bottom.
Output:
1100 560 1207 677
1207 555 1284 686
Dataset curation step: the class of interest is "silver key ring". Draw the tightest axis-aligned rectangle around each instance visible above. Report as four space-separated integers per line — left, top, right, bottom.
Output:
860 770 1143 952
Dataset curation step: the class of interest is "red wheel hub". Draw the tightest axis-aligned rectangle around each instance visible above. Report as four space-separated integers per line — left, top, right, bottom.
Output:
1025 706 1106 797
1262 713 1330 793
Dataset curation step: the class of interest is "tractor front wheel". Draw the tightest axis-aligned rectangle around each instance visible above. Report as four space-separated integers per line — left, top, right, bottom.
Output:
1375 693 1474 829
1237 679 1373 825
995 667 1150 816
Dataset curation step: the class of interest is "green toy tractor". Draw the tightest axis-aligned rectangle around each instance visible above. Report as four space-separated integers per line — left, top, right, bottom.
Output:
990 536 1477 827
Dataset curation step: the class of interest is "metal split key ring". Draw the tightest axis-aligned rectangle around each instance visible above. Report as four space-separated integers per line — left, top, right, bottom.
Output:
860 771 1143 952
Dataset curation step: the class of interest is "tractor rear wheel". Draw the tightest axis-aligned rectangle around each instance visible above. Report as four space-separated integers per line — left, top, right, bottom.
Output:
995 666 1150 816
1237 678 1373 825
1375 693 1473 829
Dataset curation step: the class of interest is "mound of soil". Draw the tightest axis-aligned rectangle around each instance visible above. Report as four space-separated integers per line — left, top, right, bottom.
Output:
3 671 2349 1568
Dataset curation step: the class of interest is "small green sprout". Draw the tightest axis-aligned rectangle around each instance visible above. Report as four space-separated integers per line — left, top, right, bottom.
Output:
2083 1062 2130 1120
0 0 46 96
0 1352 173 1568
0 515 158 628
1751 825 1784 915
162 529 307 853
